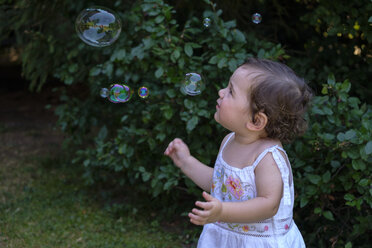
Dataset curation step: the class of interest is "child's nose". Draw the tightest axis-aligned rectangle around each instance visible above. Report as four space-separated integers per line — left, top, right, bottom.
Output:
218 88 224 98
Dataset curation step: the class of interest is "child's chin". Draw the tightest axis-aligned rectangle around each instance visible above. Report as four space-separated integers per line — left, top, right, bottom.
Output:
214 113 219 122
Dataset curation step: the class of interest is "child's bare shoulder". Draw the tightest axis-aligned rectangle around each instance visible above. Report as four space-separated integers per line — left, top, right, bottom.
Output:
253 139 282 158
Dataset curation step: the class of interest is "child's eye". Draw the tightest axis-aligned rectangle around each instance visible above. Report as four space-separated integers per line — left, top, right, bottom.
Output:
229 88 232 94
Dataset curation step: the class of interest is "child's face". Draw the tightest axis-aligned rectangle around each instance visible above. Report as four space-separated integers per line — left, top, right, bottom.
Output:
214 66 259 132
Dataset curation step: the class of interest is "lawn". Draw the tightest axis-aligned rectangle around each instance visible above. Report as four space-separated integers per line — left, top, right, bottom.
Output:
0 153 198 248
0 89 199 248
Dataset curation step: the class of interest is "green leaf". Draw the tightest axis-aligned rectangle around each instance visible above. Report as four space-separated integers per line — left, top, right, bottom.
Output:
344 130 356 140
154 15 165 23
323 211 335 221
337 133 345 141
162 106 173 120
228 59 238 72
300 197 308 208
184 99 194 110
68 64 78 73
322 171 331 183
358 179 368 187
186 116 199 131
327 74 335 85
209 55 219 64
97 125 108 141
171 49 180 62
184 43 193 57
322 133 335 141
142 172 151 182
233 29 246 43
341 80 351 92
344 193 354 201
365 141 372 155
155 67 164 78
257 48 265 58
345 242 352 248
352 159 366 170
307 174 321 184
217 57 227 68
166 89 176 98
89 67 101 76
314 207 321 214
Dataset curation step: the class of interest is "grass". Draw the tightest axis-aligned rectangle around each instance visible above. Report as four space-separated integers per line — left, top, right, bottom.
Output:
0 154 199 248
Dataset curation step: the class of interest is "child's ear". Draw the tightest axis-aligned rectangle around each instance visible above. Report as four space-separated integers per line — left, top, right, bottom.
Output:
246 112 268 131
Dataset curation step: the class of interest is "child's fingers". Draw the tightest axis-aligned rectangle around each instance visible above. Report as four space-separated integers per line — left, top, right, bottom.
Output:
164 140 176 155
191 208 209 218
195 201 213 210
188 212 205 226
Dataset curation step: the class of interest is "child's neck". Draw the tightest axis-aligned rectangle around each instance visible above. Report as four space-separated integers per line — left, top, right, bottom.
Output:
233 131 263 145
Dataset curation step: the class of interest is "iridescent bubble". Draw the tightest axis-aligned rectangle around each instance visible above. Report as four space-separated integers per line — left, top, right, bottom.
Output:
108 84 126 103
100 88 109 98
75 6 122 47
138 86 149 99
203 17 211 28
121 84 133 102
252 13 262 24
181 72 204 96
108 84 132 103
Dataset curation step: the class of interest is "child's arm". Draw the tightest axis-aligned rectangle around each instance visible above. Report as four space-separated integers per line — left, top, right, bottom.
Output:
188 153 283 225
164 138 213 192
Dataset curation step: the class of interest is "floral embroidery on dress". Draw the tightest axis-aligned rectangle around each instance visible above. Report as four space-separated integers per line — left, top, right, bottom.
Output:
211 182 216 193
215 167 225 179
225 176 244 200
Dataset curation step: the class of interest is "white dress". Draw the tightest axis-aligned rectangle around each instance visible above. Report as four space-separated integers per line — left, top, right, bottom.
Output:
197 133 306 248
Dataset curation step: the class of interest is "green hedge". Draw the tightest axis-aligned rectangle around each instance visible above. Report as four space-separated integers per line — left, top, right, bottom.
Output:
1 0 371 247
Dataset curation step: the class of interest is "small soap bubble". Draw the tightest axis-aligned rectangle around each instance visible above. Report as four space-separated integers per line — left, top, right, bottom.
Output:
203 18 211 28
181 72 204 96
75 6 122 47
252 13 262 24
100 88 109 98
108 84 132 103
138 86 149 99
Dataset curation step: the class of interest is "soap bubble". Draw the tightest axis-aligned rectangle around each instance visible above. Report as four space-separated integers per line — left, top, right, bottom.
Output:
75 6 122 47
203 18 211 28
252 13 262 24
100 88 109 98
121 85 134 102
181 72 204 96
138 86 149 99
108 84 132 103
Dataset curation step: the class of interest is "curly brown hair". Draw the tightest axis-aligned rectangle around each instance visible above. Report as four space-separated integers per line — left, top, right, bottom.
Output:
242 58 313 143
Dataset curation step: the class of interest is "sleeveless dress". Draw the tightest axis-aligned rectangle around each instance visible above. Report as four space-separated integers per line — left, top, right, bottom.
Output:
197 133 306 248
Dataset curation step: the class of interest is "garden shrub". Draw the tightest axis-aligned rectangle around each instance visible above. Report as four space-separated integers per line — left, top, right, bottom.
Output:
1 0 371 247
288 75 371 248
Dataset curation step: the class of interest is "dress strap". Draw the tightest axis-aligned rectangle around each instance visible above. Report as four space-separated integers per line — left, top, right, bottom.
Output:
220 132 235 152
252 145 291 206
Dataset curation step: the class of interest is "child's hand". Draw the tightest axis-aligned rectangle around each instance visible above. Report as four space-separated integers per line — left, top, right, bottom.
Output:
164 138 191 169
189 191 222 225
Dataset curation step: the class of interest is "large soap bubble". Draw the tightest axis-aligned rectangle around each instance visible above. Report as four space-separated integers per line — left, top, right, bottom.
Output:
75 6 122 47
181 72 204 96
107 84 133 103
